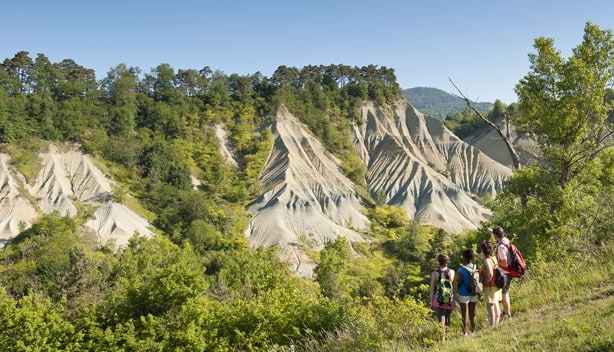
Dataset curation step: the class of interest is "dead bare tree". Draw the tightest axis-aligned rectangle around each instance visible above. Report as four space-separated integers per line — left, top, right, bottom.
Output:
449 78 521 170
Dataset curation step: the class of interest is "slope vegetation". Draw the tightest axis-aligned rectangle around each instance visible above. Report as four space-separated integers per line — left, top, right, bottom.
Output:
2 99 515 274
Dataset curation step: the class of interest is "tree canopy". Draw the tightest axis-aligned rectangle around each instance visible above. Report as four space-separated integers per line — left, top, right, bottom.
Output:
491 21 614 260
515 21 614 189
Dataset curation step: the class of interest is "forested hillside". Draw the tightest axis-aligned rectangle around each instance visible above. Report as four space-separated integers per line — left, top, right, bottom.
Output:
0 21 613 351
403 87 493 119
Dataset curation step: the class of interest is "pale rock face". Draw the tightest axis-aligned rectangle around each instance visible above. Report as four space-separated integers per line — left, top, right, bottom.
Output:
28 151 80 216
84 201 154 248
245 100 514 274
245 106 370 276
215 123 239 168
28 146 113 216
1 99 516 275
352 100 512 234
462 114 541 168
1 144 153 248
0 154 38 246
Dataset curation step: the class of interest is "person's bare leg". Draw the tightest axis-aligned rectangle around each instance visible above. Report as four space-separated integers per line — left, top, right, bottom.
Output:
501 291 511 318
468 301 476 333
493 300 501 326
460 302 468 335
440 313 447 341
487 303 495 326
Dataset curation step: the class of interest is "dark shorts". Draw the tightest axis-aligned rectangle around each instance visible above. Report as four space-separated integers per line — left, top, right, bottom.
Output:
502 274 512 294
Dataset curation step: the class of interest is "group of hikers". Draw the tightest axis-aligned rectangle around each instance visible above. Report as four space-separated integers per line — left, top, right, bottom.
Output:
429 226 521 339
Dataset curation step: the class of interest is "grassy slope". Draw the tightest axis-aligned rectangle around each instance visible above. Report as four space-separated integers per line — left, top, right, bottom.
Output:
420 246 614 352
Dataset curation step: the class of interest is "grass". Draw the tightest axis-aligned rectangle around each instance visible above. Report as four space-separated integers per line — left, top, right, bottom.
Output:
3 140 47 182
294 242 613 352
421 244 614 352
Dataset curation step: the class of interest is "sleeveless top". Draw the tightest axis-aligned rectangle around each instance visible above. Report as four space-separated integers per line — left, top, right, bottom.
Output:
482 257 498 288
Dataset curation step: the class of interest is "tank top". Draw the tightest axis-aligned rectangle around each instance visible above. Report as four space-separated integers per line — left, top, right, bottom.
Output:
482 257 497 287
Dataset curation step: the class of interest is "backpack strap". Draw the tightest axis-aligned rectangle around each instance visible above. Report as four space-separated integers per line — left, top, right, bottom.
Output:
500 240 513 267
484 257 497 287
461 264 475 273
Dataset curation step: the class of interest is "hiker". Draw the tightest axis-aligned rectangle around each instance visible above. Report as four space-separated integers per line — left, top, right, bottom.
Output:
481 240 501 327
429 253 455 340
491 226 513 319
456 248 479 336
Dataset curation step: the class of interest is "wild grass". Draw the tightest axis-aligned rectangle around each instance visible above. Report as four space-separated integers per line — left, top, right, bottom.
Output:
294 242 614 352
3 139 47 182
421 243 614 352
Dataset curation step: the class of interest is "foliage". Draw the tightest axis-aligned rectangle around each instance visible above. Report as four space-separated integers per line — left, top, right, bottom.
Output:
314 237 351 299
403 87 492 119
443 106 485 137
2 139 47 181
515 21 614 191
0 212 81 300
491 21 614 260
0 289 78 351
443 99 507 138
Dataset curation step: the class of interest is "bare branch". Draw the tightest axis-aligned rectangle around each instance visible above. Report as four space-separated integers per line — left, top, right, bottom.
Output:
449 78 522 170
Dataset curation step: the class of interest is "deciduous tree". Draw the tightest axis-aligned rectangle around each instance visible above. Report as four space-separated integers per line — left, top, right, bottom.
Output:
514 21 614 192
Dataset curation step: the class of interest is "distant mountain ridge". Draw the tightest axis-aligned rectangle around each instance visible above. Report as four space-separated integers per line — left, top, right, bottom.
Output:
403 87 493 119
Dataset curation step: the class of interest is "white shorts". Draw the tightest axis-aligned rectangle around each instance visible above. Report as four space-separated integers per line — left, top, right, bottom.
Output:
458 295 479 304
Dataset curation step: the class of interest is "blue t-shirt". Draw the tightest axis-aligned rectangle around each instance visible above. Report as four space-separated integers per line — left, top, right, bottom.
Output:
458 263 476 296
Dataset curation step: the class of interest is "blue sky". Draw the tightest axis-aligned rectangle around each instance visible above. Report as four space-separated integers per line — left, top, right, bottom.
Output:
2 1 613 104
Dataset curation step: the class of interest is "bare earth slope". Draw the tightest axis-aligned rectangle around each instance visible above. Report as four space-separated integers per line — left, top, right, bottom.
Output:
2 100 514 273
462 115 541 168
29 145 112 216
1 144 153 248
0 154 38 245
351 100 512 234
244 100 513 273
245 106 370 276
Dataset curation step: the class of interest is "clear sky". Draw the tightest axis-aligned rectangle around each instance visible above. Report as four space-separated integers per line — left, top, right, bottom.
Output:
2 1 613 104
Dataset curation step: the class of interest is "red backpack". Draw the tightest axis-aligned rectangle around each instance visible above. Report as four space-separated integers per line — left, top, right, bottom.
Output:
506 242 527 277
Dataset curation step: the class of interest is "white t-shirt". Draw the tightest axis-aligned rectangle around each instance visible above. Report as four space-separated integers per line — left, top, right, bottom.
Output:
497 237 511 268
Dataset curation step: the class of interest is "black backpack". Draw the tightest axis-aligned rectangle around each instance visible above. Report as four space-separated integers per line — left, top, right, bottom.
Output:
436 269 453 304
494 263 507 289
483 257 506 289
